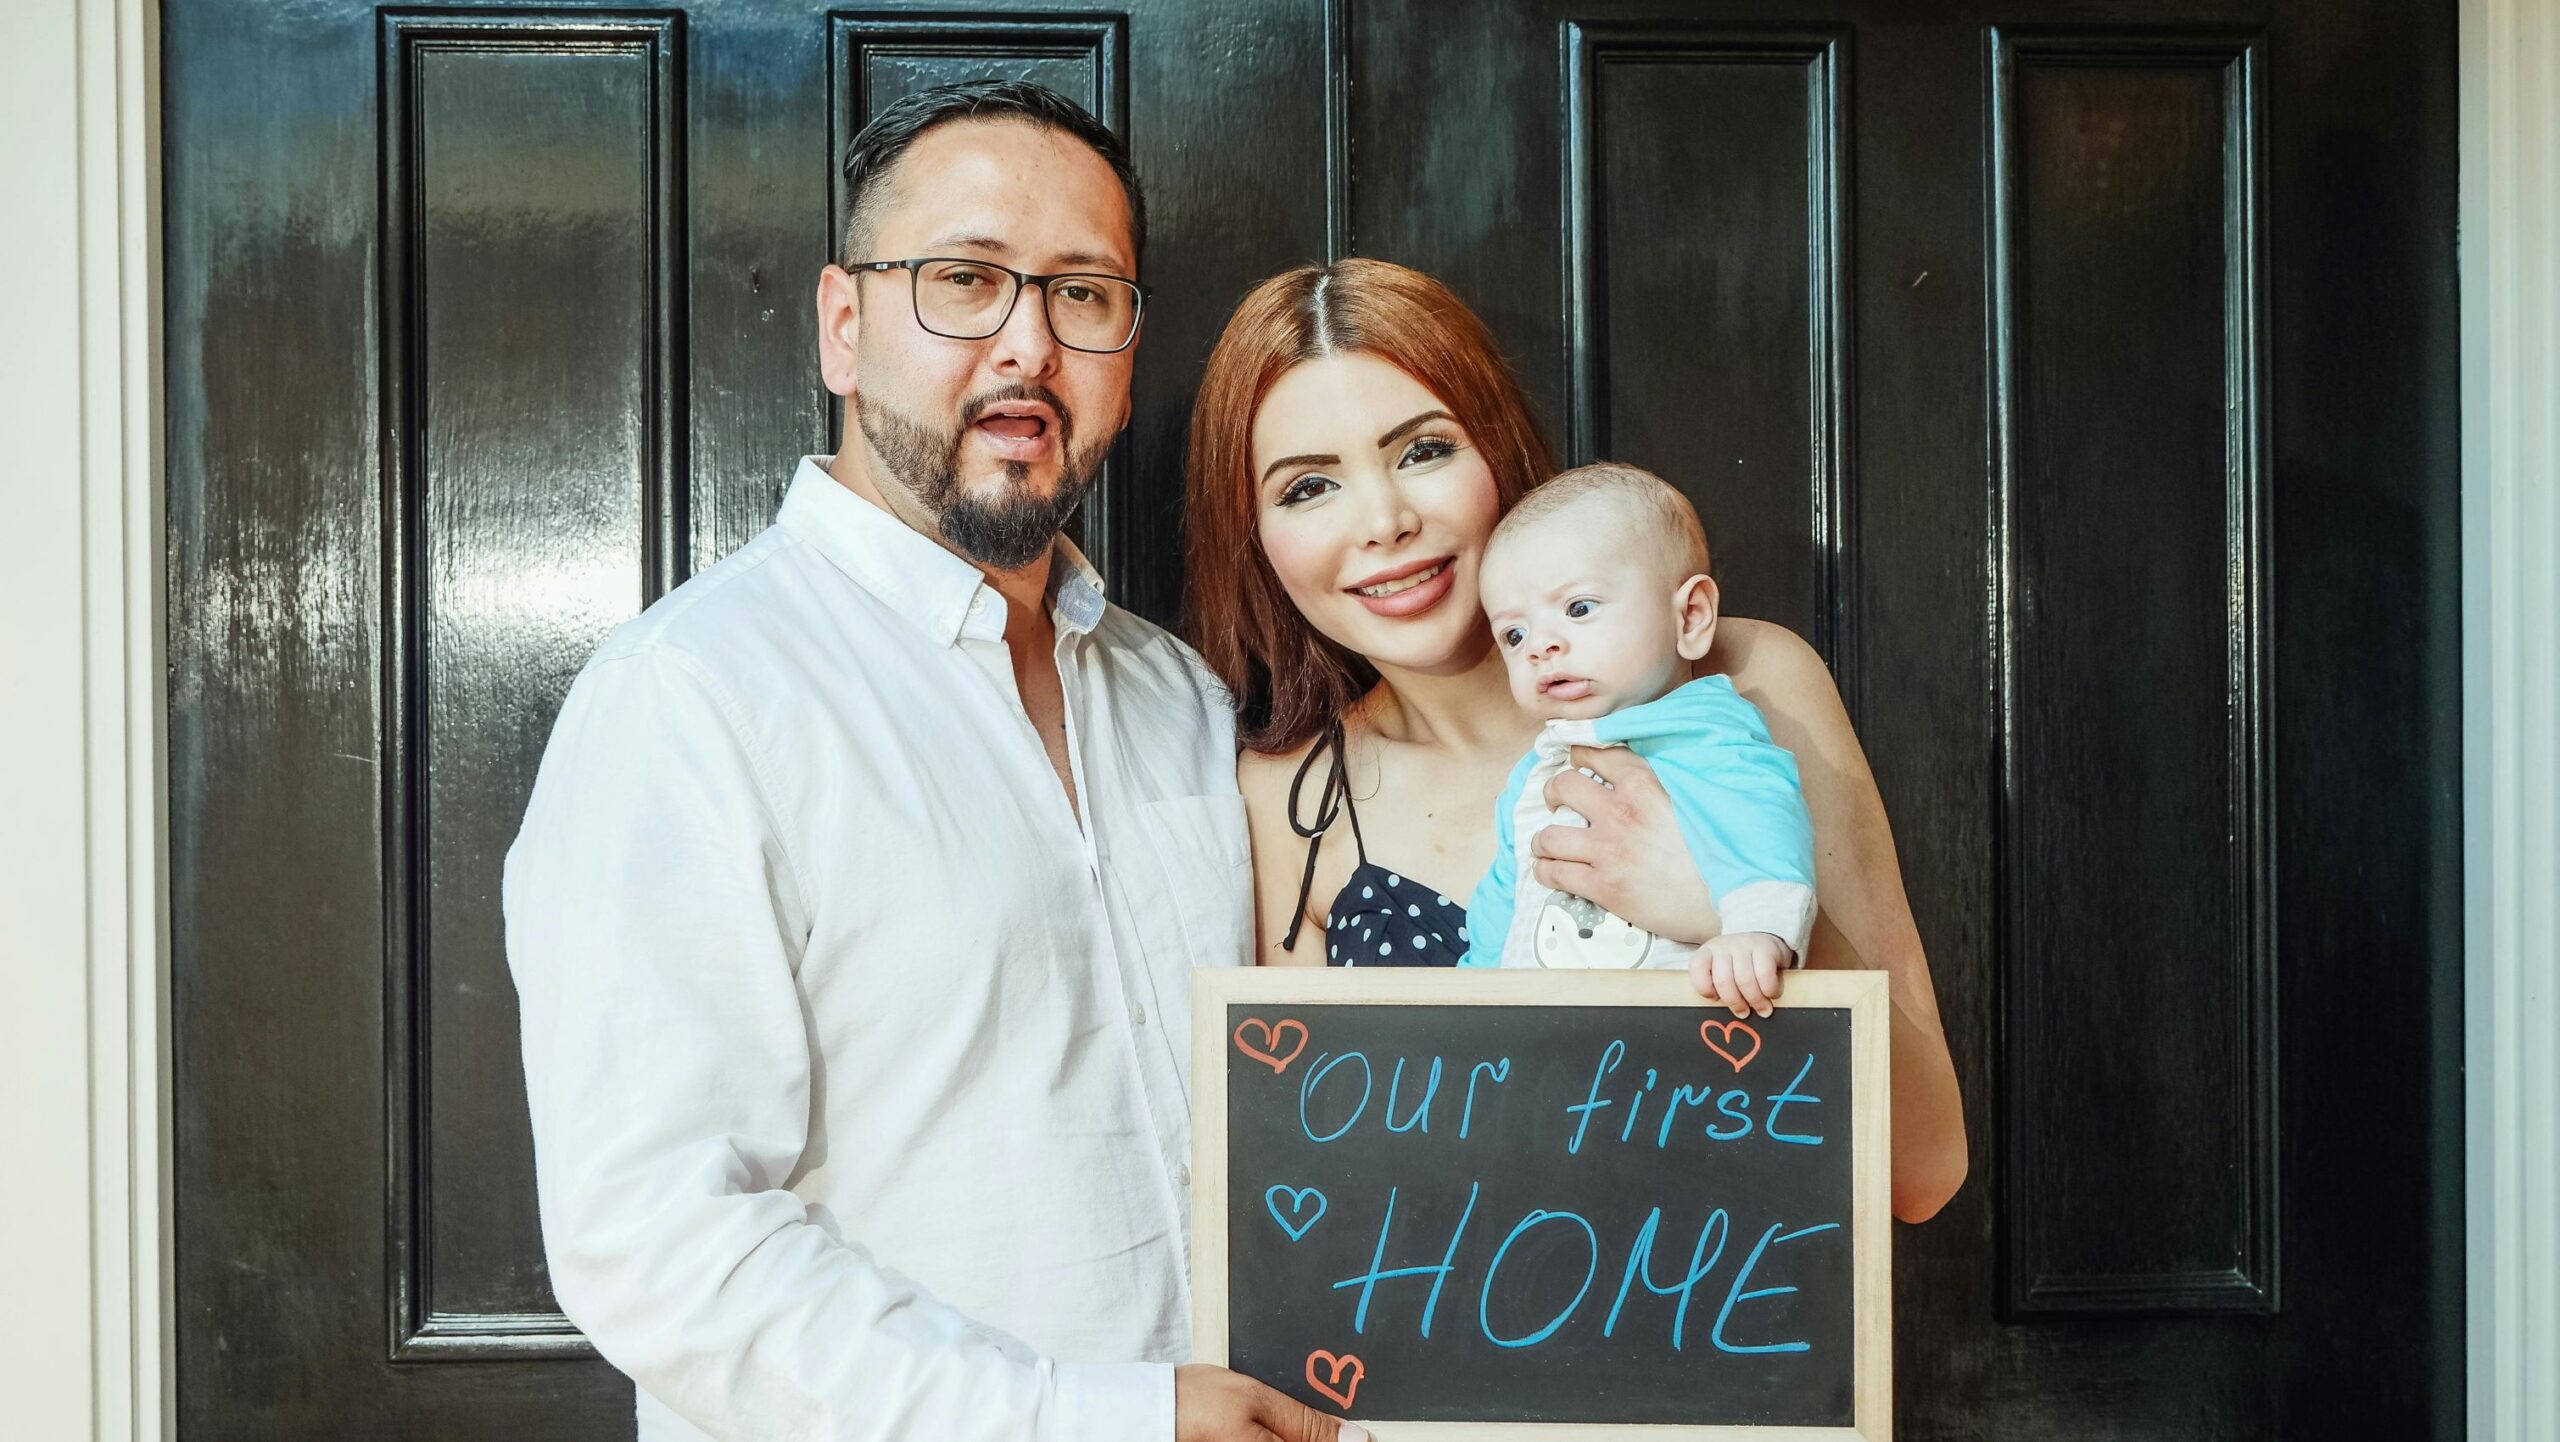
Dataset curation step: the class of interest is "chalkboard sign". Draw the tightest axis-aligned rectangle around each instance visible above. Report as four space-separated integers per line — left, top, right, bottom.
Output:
1191 969 1890 1439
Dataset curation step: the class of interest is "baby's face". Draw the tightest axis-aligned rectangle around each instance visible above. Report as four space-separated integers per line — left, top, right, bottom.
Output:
1481 521 1692 720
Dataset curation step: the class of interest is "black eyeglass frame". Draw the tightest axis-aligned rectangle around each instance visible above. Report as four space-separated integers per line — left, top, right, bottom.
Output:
849 257 1152 355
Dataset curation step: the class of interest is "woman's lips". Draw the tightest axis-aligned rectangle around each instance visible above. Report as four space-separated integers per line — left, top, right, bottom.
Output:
1346 557 1456 618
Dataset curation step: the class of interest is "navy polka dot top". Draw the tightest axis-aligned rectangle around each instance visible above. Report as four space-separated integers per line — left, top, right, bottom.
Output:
1282 722 1470 967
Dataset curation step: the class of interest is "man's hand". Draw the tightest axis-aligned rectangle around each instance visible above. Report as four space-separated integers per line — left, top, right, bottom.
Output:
1689 931 1792 1018
1176 1364 1368 1442
1535 746 1721 942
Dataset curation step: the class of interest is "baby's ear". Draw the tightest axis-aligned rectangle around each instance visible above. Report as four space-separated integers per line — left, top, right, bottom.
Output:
1674 573 1721 661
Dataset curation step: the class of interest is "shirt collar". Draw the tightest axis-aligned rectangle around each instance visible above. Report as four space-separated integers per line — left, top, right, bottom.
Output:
777 456 1108 645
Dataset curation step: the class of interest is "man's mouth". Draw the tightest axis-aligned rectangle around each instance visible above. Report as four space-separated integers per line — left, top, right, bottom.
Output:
976 414 1048 440
965 395 1065 459
1349 558 1450 598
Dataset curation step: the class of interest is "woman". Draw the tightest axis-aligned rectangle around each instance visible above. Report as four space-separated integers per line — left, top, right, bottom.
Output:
1184 260 1967 1222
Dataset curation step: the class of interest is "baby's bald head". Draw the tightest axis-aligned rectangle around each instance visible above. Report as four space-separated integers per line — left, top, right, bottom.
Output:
1487 462 1711 588
1479 462 1722 719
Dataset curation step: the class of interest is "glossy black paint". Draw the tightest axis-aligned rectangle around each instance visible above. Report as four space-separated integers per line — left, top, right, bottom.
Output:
167 1 2461 1437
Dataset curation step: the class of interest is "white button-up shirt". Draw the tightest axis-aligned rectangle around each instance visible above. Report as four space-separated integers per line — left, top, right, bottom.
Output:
505 459 1250 1442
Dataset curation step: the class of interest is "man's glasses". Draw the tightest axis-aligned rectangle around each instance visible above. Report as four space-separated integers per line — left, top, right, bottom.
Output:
850 257 1148 355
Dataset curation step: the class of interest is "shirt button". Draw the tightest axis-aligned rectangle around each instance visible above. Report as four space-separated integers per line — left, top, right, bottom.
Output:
1131 1003 1147 1027
1176 1161 1192 1188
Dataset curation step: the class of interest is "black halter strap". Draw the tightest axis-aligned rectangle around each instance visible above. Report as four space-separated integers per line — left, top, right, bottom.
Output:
1281 720 1366 952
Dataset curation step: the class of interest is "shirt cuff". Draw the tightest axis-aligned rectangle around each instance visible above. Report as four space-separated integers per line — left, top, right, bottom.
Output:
1716 881 1817 960
1053 1359 1174 1442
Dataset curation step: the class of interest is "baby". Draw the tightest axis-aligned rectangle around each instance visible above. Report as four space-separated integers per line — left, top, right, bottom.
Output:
1460 463 1815 1011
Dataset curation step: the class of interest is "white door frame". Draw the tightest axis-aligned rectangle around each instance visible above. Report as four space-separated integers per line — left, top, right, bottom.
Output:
1 0 169 1439
0 0 2548 1437
2460 2 2560 1439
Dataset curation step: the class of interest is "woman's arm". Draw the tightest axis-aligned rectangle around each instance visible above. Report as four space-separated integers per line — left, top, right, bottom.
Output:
1537 618 1969 1222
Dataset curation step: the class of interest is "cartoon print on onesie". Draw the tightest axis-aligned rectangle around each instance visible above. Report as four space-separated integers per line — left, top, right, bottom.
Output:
1531 891 1654 968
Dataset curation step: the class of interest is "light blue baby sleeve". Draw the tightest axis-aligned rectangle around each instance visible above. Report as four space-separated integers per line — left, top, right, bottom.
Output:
1601 677 1818 954
1460 750 1539 968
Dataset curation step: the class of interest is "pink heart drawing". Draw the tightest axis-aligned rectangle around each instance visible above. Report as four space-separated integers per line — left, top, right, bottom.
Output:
1699 1018 1763 1072
1233 1017 1309 1074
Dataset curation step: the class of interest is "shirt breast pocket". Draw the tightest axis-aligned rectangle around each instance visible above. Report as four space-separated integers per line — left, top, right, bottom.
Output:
1125 793 1253 972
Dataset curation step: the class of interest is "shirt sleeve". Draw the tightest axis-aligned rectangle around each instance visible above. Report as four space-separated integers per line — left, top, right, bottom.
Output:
503 645 1172 1442
1461 754 1534 968
1642 720 1819 959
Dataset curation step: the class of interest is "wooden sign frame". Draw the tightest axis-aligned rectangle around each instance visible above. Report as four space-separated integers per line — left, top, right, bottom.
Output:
1191 967 1893 1441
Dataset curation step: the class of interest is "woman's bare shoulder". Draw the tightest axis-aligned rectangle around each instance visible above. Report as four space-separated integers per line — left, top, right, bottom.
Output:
1707 617 1859 766
1709 616 1831 691
1237 734 1321 810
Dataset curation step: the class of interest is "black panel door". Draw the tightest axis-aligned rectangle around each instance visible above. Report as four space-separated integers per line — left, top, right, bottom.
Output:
167 0 2459 1438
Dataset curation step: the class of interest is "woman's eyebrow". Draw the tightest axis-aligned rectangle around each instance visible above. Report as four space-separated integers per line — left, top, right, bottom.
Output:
1376 410 1455 449
1261 453 1339 484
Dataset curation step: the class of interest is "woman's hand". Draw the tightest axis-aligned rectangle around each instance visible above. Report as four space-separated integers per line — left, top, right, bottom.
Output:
1530 745 1720 943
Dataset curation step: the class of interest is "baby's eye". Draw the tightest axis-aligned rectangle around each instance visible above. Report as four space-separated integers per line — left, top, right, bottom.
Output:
1499 626 1525 648
1566 598 1598 618
1400 436 1457 467
1276 473 1337 506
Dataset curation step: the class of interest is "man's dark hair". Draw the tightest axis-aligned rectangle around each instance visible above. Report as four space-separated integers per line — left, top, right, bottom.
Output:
840 80 1146 267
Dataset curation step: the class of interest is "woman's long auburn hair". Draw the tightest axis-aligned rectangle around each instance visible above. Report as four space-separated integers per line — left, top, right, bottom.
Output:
1183 259 1558 754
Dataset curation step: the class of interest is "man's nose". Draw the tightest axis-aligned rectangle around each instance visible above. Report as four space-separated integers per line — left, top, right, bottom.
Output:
985 281 1063 379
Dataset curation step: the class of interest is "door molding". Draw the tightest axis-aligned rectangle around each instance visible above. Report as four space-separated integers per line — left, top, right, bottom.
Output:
4 0 2552 1437
0 0 170 1438
2461 1 2559 1440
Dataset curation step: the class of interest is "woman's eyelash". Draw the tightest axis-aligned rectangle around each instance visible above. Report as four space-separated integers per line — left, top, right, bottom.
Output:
1276 473 1334 505
1402 436 1458 464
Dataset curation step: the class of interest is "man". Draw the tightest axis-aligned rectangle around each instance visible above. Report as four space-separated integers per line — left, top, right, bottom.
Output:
505 81 1363 1442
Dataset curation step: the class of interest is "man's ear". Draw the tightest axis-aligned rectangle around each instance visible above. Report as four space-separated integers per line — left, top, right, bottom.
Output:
1674 572 1721 661
816 264 862 399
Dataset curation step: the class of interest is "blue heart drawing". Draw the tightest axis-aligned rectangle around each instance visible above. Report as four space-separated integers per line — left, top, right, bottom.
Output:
1265 1185 1328 1242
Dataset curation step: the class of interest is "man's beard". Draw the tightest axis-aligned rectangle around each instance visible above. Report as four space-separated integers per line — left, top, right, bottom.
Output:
854 383 1110 571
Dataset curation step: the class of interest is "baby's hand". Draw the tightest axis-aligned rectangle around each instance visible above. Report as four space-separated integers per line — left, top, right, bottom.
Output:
1687 932 1793 1018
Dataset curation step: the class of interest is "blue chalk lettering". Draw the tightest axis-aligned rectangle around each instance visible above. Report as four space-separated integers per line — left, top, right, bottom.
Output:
1565 1040 1627 1155
1384 1056 1445 1134
1764 1053 1826 1145
1711 1221 1842 1354
1461 1057 1511 1140
1299 1051 1372 1144
1603 1206 1729 1350
1620 1067 1660 1143
1331 1182 1481 1338
1708 1088 1755 1141
1657 1085 1713 1148
1480 1209 1601 1349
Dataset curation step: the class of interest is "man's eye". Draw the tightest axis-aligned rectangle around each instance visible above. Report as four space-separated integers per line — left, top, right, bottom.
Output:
1401 436 1456 466
1566 598 1596 618
1057 282 1100 304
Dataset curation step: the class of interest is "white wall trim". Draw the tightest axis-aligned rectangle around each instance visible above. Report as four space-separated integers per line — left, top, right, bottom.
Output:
0 0 169 1439
2463 0 2560 1439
